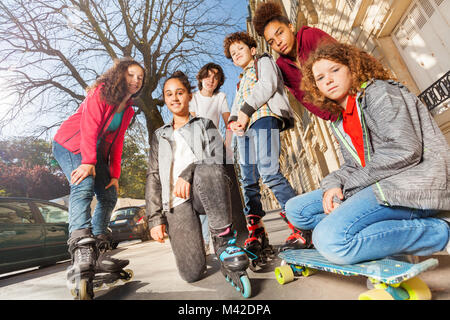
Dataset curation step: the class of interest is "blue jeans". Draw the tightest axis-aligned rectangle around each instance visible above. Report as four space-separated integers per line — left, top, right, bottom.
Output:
236 117 296 217
199 214 210 245
285 187 449 264
52 141 117 236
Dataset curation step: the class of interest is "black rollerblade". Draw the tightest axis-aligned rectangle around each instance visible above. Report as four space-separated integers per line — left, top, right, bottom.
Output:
213 228 252 298
92 234 134 292
244 215 275 270
278 211 313 252
66 229 96 300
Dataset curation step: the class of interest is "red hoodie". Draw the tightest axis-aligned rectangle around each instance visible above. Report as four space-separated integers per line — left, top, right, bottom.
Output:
53 84 134 179
276 26 337 121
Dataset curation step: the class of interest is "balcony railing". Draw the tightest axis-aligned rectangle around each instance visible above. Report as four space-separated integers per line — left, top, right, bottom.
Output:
418 70 449 111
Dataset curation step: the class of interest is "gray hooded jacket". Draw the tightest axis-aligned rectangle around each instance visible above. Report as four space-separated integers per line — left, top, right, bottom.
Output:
229 54 295 131
320 79 450 210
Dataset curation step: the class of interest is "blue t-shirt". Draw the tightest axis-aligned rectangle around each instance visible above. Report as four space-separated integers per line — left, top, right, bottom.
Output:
107 110 124 132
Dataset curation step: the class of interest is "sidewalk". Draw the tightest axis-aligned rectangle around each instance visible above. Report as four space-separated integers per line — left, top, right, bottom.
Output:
0 210 449 300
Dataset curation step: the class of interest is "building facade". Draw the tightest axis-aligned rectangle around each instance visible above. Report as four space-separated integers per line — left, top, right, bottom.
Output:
245 0 450 210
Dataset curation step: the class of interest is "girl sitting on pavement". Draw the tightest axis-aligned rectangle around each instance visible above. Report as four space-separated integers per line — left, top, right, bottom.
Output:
284 42 450 264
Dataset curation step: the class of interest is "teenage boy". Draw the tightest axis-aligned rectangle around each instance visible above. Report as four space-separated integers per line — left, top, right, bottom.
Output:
223 31 303 265
189 63 230 254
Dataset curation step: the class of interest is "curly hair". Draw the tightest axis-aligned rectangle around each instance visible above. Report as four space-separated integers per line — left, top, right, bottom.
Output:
87 57 146 107
196 62 225 93
301 42 394 115
163 70 194 95
223 32 257 59
253 1 291 37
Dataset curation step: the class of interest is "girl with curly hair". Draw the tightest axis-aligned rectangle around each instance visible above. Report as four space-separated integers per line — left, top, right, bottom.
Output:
284 42 450 264
52 57 145 294
252 1 336 121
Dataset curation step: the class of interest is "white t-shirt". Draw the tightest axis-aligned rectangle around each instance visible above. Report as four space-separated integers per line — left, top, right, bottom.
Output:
169 129 198 208
189 91 230 129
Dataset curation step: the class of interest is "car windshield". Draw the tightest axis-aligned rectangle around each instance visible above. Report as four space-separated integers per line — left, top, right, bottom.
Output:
110 208 138 221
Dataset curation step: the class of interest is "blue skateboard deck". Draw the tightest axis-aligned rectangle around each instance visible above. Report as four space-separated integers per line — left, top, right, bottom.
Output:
276 249 439 300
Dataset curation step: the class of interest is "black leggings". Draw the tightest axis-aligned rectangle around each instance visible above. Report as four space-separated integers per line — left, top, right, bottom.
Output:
166 164 232 283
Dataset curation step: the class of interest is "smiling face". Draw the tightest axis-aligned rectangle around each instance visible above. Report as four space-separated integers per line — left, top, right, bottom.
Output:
125 64 145 96
312 59 353 109
229 41 256 69
163 78 192 117
263 20 296 57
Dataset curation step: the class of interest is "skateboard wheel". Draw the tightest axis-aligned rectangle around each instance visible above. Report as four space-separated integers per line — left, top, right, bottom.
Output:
301 267 316 277
400 277 432 300
240 275 252 299
275 265 294 285
358 288 394 300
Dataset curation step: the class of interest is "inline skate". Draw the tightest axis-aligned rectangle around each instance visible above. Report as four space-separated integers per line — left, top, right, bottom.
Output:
244 214 275 270
278 211 313 252
213 227 252 298
66 228 96 300
91 234 133 292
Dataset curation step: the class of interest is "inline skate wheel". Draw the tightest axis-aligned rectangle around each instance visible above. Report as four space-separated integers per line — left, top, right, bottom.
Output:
78 279 92 300
121 269 134 282
240 275 252 299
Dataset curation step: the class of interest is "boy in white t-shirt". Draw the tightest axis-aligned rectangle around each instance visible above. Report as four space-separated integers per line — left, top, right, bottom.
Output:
189 63 231 254
189 63 230 130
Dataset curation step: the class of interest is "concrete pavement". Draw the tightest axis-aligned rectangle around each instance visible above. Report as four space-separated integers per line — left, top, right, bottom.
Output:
1 209 449 301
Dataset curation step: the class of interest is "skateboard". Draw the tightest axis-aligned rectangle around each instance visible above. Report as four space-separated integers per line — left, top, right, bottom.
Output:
275 249 438 300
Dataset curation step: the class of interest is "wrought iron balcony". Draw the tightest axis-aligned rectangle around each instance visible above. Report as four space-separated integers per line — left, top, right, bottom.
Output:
418 70 449 111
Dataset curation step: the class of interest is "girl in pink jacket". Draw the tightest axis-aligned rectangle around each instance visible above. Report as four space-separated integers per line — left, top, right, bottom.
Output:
52 57 145 298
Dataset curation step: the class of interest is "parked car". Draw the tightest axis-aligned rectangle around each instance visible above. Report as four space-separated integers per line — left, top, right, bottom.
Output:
108 205 149 249
0 197 70 274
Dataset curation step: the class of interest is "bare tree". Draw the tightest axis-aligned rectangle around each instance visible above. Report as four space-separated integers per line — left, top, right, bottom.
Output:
0 0 238 141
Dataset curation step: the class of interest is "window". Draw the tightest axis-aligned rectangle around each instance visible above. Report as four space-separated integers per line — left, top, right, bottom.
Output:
36 203 69 223
0 202 36 224
111 208 139 221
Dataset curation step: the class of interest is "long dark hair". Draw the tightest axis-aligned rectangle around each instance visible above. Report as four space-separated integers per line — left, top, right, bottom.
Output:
163 71 194 95
87 57 146 106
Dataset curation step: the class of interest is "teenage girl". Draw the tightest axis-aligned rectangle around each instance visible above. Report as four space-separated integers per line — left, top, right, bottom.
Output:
285 41 450 264
145 71 251 296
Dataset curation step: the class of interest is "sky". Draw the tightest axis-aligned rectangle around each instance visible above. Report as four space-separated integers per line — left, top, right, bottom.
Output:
0 0 250 141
